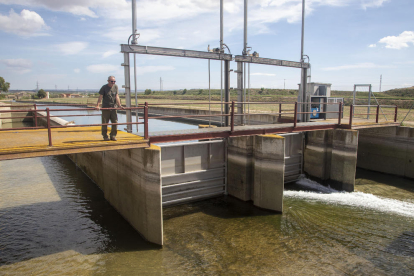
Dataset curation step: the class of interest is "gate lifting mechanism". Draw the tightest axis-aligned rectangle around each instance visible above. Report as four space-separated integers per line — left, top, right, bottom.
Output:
123 0 310 132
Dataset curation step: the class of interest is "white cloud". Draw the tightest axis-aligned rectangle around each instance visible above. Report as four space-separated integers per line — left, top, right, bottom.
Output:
86 64 119 73
136 65 175 75
55 41 88 55
322 62 391 71
361 0 389 9
378 31 414 50
0 58 32 73
0 9 48 36
369 44 376 48
251 73 276 76
0 0 129 18
74 68 80 73
102 50 118 58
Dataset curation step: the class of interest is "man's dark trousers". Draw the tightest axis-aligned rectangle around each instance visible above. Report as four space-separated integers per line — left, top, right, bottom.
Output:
102 109 117 138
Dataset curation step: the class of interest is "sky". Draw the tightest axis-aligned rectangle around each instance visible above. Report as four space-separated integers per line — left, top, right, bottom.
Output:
0 0 413 92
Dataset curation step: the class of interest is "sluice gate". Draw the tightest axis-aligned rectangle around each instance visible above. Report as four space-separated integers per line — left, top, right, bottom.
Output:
281 133 303 183
160 133 304 206
160 140 227 206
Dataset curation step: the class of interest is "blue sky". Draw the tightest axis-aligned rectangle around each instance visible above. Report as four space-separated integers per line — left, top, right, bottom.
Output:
0 0 412 92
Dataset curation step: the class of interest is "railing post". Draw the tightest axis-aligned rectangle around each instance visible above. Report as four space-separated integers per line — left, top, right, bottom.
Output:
338 102 342 125
394 106 398 122
293 102 298 128
279 103 282 120
46 108 52 146
349 104 353 127
144 102 149 139
34 104 37 127
376 105 380 123
230 101 235 133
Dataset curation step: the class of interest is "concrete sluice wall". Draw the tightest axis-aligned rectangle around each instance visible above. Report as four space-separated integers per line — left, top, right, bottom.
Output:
357 126 414 179
0 102 32 126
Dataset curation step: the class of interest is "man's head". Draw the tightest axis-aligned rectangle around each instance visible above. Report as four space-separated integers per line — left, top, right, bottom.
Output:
107 76 116 87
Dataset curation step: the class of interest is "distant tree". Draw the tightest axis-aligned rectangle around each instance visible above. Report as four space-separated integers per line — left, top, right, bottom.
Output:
182 88 187 95
198 89 203 94
144 89 152 95
0 76 10 93
173 90 177 95
37 89 46 98
0 94 5 100
259 87 264 95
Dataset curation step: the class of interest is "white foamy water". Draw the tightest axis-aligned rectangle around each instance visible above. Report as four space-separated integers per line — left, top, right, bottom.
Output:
285 178 414 218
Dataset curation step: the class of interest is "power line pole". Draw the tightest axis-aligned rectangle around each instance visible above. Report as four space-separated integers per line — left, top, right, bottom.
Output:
36 81 39 91
284 79 286 90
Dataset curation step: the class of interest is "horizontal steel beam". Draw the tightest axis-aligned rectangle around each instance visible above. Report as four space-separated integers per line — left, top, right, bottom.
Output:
121 44 232 61
234 55 310 69
150 124 338 143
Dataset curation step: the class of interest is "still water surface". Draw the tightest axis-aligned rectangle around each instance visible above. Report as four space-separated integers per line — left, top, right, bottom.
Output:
0 108 413 275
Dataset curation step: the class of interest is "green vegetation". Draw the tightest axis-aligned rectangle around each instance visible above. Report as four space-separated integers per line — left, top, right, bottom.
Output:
0 76 10 92
37 89 46 99
144 89 152 95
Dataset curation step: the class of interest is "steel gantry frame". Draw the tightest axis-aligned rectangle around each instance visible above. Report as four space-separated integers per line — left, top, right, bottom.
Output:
122 0 310 131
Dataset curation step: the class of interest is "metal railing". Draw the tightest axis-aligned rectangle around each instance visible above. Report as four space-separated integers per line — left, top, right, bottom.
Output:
0 101 399 146
0 104 147 146
349 104 398 125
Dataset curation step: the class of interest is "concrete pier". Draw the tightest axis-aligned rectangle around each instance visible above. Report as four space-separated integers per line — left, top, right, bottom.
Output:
227 136 254 201
68 146 163 245
253 135 285 212
358 126 414 179
304 129 358 192
227 135 285 212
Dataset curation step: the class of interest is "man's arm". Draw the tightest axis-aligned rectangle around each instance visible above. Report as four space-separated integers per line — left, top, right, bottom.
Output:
116 94 124 109
96 95 103 110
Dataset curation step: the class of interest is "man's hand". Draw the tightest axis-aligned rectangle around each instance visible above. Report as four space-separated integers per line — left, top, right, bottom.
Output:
95 105 100 110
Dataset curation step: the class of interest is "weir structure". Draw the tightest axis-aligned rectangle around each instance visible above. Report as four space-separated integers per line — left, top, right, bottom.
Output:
1 0 412 247
1 101 410 246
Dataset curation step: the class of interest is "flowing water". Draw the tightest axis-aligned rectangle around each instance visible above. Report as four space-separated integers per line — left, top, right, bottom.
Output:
0 108 413 275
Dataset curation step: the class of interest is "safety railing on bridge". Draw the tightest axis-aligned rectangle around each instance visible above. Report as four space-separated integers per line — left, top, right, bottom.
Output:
0 101 398 146
0 103 147 146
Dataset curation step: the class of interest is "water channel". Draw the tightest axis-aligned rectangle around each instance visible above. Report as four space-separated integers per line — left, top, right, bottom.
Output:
0 106 413 275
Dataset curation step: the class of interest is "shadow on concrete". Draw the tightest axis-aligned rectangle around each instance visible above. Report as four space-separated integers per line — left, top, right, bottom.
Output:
0 155 159 267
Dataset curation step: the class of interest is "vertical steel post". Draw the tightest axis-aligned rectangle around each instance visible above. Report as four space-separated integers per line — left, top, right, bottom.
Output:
349 105 353 127
220 0 224 126
243 0 248 55
299 0 307 122
279 103 282 121
231 101 235 133
376 105 380 123
300 68 308 122
34 104 37 127
367 84 372 120
294 102 298 128
144 102 149 139
220 0 223 51
224 60 230 126
46 108 52 146
134 54 138 132
338 102 342 125
123 52 132 133
131 0 138 44
237 62 244 125
394 106 398 122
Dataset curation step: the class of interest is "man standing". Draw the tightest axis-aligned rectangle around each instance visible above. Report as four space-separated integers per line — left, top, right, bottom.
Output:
96 76 124 141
